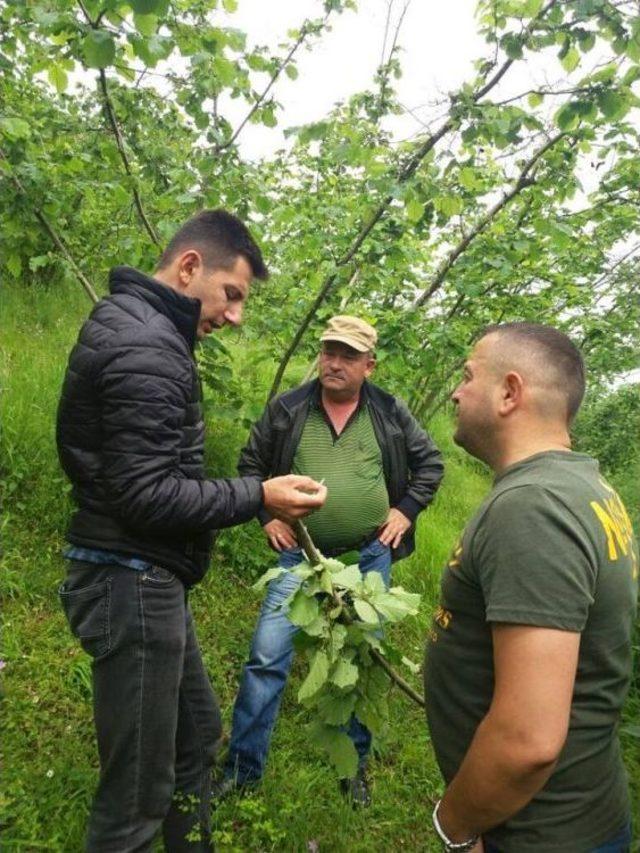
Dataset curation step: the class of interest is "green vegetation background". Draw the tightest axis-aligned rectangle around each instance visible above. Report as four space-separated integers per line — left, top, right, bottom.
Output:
1 281 638 851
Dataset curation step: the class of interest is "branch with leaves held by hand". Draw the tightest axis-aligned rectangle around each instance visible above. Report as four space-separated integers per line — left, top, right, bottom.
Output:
252 520 424 778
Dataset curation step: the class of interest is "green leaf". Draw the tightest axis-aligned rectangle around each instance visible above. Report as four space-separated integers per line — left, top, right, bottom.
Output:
130 0 168 13
83 31 116 69
560 46 580 73
434 195 463 217
223 0 238 10
310 723 359 778
252 566 285 591
459 166 481 191
0 117 31 139
354 599 379 624
131 34 174 67
6 254 22 278
317 690 357 725
527 91 543 108
597 90 627 120
48 64 68 93
330 656 359 690
288 588 320 627
555 103 579 131
304 614 329 637
285 63 298 80
331 564 362 591
29 255 49 272
405 197 423 223
134 13 158 36
354 697 385 735
578 32 596 52
363 571 386 597
328 624 347 659
298 650 329 701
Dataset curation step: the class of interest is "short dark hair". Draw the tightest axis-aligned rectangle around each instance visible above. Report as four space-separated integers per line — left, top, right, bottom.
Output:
157 209 268 280
480 322 586 422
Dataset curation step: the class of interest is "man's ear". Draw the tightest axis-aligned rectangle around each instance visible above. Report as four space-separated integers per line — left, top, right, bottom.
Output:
364 355 376 378
176 250 202 288
499 370 523 416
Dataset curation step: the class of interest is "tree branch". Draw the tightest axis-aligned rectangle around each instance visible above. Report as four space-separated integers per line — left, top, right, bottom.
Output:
98 70 160 246
76 1 160 246
413 132 565 308
1 147 99 303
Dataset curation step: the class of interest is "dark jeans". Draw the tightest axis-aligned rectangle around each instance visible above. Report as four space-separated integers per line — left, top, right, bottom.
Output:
59 561 222 852
484 821 633 853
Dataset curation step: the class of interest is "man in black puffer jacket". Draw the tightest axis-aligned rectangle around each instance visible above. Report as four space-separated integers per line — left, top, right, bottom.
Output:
56 210 327 852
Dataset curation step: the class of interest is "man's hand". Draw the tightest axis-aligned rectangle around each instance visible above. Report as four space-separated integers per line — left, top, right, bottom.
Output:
262 475 327 523
378 507 411 548
264 518 298 551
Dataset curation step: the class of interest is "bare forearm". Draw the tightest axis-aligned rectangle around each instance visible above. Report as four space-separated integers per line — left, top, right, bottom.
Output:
438 715 558 842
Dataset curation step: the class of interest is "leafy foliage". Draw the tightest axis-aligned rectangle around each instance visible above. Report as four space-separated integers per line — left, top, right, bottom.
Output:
254 548 420 777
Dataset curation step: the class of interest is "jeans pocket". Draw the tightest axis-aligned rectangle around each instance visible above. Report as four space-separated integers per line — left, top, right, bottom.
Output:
59 579 111 659
142 566 177 587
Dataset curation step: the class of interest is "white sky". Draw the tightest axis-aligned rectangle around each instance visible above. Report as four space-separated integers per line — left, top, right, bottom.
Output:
221 0 490 159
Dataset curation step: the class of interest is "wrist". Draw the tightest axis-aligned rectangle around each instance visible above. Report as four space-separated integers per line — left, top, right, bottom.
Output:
432 800 478 852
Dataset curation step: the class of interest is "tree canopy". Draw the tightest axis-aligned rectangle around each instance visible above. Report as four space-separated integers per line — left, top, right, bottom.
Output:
2 0 639 417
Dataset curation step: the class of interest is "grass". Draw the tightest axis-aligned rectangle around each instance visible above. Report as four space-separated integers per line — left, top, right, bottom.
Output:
1 279 638 851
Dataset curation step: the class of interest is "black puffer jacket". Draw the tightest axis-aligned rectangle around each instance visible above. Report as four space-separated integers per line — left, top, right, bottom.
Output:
56 266 263 586
238 380 444 562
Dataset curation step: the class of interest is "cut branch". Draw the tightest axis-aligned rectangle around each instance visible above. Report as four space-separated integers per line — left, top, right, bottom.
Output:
1 147 99 303
294 520 426 709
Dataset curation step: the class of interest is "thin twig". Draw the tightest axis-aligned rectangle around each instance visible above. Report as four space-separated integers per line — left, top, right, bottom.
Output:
216 20 318 153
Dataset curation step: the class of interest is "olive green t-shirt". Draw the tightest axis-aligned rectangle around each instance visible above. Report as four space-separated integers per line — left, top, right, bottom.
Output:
424 451 638 852
292 403 389 553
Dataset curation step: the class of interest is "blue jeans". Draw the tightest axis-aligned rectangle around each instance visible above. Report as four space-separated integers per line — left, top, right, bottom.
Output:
484 821 632 853
60 561 221 852
225 538 392 784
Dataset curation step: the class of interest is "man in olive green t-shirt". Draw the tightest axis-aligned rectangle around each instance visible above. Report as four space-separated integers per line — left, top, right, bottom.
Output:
425 323 638 853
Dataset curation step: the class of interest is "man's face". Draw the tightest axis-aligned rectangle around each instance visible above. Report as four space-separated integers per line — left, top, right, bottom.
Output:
319 341 374 399
451 335 501 462
184 255 252 339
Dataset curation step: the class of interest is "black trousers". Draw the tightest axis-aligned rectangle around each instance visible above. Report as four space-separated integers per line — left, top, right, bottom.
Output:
60 561 222 852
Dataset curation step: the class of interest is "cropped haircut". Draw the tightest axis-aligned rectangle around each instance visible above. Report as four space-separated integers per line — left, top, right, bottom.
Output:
157 209 268 280
480 322 586 422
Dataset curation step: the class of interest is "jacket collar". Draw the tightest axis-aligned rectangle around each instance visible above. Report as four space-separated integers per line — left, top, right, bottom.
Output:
109 266 201 352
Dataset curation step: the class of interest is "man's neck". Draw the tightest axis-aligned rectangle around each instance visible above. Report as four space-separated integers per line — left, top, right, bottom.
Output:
492 429 572 475
321 388 360 436
321 388 360 409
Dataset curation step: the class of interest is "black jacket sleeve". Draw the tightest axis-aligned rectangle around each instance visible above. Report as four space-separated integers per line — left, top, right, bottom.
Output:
237 398 279 526
393 399 444 522
99 325 263 534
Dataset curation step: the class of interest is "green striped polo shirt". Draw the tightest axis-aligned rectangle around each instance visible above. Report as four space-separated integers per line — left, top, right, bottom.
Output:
292 400 389 552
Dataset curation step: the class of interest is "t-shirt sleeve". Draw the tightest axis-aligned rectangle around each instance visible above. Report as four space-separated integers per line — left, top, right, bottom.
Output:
471 485 597 631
